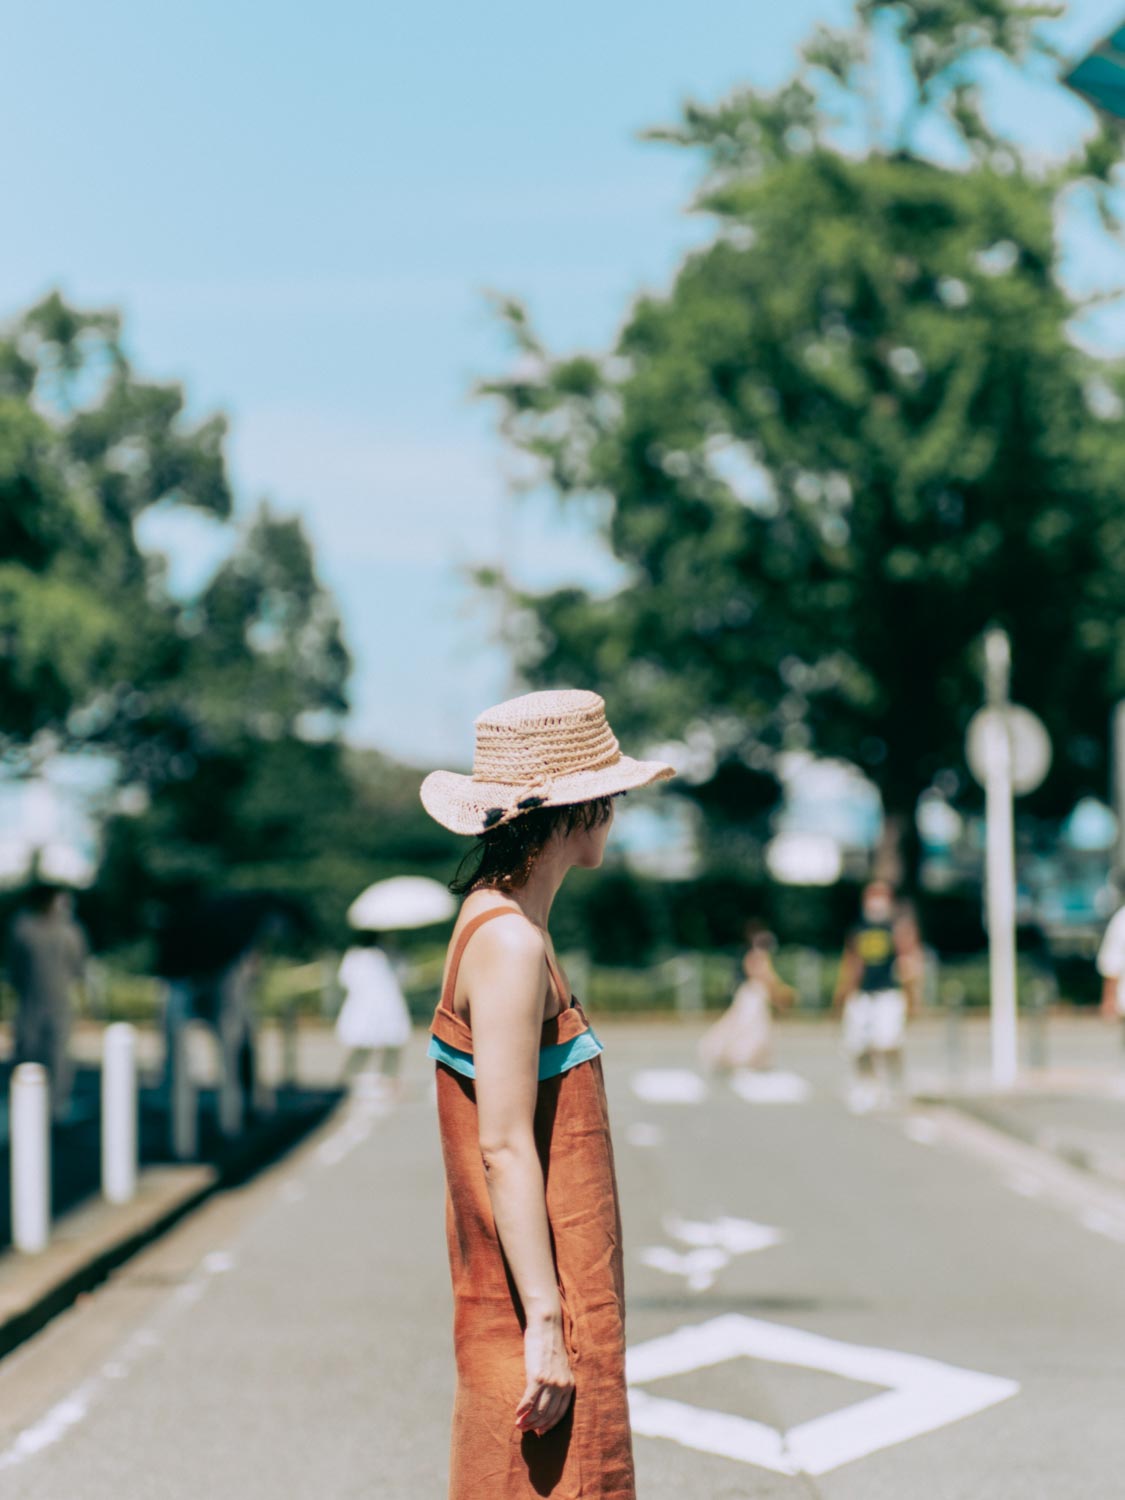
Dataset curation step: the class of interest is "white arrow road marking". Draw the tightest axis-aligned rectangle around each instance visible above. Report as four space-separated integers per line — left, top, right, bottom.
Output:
627 1314 1019 1477
640 1246 731 1292
631 1069 707 1104
640 1216 784 1290
730 1070 811 1104
664 1215 784 1256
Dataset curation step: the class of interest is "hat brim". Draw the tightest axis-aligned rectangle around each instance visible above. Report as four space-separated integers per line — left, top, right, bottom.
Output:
420 755 675 836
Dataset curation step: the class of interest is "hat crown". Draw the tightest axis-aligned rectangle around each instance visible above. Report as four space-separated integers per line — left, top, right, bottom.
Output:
472 690 620 786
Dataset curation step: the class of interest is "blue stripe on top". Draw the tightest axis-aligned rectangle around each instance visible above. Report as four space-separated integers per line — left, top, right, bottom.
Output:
428 1026 604 1082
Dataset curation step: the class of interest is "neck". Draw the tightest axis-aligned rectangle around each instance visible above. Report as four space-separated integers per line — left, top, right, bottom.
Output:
505 844 572 929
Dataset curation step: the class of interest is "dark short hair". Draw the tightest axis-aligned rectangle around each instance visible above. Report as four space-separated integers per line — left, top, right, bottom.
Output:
450 797 617 896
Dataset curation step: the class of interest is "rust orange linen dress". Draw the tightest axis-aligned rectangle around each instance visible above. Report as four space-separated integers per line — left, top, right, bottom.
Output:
428 909 636 1500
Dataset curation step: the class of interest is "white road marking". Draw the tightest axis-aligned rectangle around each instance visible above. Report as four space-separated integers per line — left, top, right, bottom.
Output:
640 1246 730 1292
627 1314 1019 1477
640 1216 784 1291
922 1106 1125 1251
903 1118 939 1146
626 1122 665 1148
1080 1207 1125 1243
730 1070 811 1105
0 1238 244 1472
631 1069 707 1105
1006 1172 1044 1198
665 1215 784 1257
314 1091 389 1167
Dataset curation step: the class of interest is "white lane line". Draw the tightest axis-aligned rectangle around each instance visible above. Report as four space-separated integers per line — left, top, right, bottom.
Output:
314 1091 390 1167
631 1070 707 1105
627 1314 1019 1477
626 1122 664 1148
0 1248 237 1472
730 1070 811 1105
1080 1207 1125 1243
1006 1172 1044 1198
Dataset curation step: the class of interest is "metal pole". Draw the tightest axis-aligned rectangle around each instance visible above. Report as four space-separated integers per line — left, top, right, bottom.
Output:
11 1063 50 1253
102 1023 137 1205
984 629 1018 1089
1112 700 1125 878
170 1017 198 1160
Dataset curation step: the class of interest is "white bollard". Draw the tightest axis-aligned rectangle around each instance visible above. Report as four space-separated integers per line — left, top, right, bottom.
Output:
11 1063 50 1253
102 1023 138 1205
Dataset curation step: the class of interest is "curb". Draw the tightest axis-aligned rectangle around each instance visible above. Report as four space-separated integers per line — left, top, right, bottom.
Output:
918 1093 1125 1189
0 1165 218 1362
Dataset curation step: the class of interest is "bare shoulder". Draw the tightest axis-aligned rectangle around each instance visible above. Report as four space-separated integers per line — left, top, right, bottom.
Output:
465 910 544 969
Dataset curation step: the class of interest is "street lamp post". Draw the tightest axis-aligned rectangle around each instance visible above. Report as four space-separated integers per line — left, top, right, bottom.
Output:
982 631 1019 1090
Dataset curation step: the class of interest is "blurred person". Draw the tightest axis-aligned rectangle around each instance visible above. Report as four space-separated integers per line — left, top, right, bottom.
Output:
699 922 794 1073
1097 880 1125 1027
335 929 411 1092
7 883 88 1119
420 689 672 1500
834 880 919 1111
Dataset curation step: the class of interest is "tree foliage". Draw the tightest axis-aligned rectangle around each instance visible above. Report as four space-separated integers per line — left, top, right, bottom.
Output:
482 0 1125 868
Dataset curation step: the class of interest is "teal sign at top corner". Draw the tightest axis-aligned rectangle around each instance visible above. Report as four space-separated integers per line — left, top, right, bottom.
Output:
1065 20 1125 118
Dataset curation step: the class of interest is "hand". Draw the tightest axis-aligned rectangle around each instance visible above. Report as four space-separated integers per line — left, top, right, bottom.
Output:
515 1314 574 1437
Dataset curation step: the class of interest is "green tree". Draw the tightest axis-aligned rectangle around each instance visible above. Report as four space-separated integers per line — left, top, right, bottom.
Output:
0 291 231 769
482 0 1125 880
0 293 371 949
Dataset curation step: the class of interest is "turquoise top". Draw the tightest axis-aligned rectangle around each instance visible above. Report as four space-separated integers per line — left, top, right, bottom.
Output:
428 1025 604 1082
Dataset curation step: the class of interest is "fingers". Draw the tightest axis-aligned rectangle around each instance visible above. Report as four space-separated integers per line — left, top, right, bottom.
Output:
514 1381 574 1436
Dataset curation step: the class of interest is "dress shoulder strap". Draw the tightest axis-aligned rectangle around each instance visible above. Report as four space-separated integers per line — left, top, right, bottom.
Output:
440 907 568 1013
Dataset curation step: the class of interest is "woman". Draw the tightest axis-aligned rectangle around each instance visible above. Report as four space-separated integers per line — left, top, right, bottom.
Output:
420 689 673 1500
334 929 411 1089
699 922 794 1075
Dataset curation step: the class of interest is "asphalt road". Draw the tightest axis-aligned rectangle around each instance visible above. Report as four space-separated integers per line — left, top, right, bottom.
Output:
2 1020 1125 1498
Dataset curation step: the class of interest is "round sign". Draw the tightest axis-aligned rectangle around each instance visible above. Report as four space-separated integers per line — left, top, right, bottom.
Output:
965 705 1051 795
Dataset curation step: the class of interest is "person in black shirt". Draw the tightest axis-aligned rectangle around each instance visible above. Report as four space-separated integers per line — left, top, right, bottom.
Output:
834 880 921 1110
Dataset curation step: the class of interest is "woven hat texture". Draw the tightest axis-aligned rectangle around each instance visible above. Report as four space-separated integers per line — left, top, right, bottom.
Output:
419 689 674 835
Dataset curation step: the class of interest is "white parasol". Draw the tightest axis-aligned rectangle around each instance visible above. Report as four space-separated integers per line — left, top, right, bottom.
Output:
347 876 456 931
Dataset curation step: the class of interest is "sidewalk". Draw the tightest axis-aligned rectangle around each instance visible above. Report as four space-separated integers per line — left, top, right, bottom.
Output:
904 1012 1125 1187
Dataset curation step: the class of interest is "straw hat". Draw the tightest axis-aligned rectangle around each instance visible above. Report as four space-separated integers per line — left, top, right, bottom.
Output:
420 689 675 836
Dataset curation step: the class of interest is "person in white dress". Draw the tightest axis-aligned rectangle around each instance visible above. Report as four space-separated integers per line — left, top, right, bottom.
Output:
1097 893 1125 1025
335 931 412 1088
699 924 794 1073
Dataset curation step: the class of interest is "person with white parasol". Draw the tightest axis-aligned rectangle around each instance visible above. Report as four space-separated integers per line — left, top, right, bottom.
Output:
337 877 455 1091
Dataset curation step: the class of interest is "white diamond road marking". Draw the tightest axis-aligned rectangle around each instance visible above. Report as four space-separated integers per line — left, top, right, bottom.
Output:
631 1069 707 1104
626 1314 1019 1477
730 1069 811 1105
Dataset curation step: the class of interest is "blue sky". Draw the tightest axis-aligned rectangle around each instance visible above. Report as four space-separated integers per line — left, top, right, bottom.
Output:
4 0 1123 767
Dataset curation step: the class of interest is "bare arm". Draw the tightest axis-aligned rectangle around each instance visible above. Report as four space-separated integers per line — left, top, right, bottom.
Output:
1102 974 1120 1022
466 921 574 1438
833 942 859 1012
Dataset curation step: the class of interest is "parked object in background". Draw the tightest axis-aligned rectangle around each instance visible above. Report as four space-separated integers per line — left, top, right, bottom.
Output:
699 924 794 1073
335 932 412 1088
7 885 88 1121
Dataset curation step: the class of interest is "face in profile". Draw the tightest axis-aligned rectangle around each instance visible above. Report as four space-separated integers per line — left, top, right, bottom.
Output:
862 881 894 925
565 799 616 870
